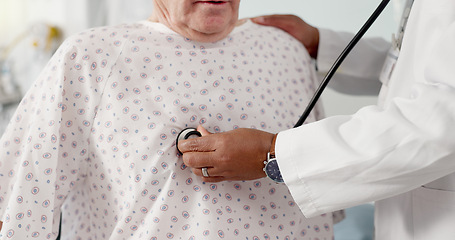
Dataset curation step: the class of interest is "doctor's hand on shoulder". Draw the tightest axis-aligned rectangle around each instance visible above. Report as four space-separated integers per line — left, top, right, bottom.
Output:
252 14 320 58
178 125 276 182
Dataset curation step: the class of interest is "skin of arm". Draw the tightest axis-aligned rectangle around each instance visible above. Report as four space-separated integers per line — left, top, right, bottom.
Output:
178 15 319 182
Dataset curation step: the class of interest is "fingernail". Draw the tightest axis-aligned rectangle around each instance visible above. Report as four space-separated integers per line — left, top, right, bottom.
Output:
252 17 265 23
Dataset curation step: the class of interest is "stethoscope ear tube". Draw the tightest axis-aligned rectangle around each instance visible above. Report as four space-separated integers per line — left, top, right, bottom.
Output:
293 0 390 128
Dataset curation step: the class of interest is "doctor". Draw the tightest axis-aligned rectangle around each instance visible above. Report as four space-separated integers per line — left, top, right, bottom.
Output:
178 0 455 239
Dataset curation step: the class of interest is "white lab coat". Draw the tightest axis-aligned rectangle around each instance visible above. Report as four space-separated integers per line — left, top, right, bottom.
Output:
276 0 455 239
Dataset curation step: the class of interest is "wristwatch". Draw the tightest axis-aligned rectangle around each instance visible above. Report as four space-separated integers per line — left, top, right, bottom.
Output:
263 134 284 183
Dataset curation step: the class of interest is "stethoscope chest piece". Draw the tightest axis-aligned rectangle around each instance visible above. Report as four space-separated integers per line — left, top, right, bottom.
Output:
176 127 202 155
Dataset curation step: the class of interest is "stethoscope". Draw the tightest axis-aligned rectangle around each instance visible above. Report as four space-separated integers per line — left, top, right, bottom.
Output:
176 0 391 155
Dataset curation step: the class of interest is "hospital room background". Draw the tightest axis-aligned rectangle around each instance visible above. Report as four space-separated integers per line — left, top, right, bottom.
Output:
0 0 402 239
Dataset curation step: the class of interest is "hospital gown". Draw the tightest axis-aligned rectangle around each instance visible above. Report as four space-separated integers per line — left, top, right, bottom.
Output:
0 20 331 239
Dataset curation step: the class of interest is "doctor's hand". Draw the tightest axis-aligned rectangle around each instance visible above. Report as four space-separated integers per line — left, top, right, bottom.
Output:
252 14 320 59
178 125 276 182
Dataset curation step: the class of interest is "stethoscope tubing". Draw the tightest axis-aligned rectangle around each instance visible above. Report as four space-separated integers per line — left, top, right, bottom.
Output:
294 0 390 128
176 0 391 153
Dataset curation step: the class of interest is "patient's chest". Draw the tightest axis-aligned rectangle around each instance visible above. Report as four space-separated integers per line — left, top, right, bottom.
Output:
74 25 329 238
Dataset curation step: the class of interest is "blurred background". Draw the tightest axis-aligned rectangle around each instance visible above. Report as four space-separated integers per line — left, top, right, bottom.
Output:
0 1 402 238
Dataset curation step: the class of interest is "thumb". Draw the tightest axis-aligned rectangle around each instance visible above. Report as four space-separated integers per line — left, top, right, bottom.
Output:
197 125 212 136
251 16 268 24
251 15 293 29
251 15 277 26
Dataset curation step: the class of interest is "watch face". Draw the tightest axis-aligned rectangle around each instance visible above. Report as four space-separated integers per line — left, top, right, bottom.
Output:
265 159 284 183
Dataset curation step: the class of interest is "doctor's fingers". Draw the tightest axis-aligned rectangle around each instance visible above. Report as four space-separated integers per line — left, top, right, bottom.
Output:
251 14 319 58
178 134 215 154
190 166 257 183
191 166 225 179
182 151 219 169
182 151 242 178
183 151 267 182
177 125 213 154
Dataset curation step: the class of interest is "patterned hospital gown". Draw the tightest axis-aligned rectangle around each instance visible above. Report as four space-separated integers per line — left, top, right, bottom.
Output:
0 20 332 239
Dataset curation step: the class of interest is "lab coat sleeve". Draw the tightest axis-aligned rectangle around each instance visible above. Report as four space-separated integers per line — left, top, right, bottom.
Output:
276 23 455 218
316 28 390 95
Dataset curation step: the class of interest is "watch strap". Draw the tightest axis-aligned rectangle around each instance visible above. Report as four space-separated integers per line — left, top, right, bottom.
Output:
269 133 278 158
263 133 284 183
